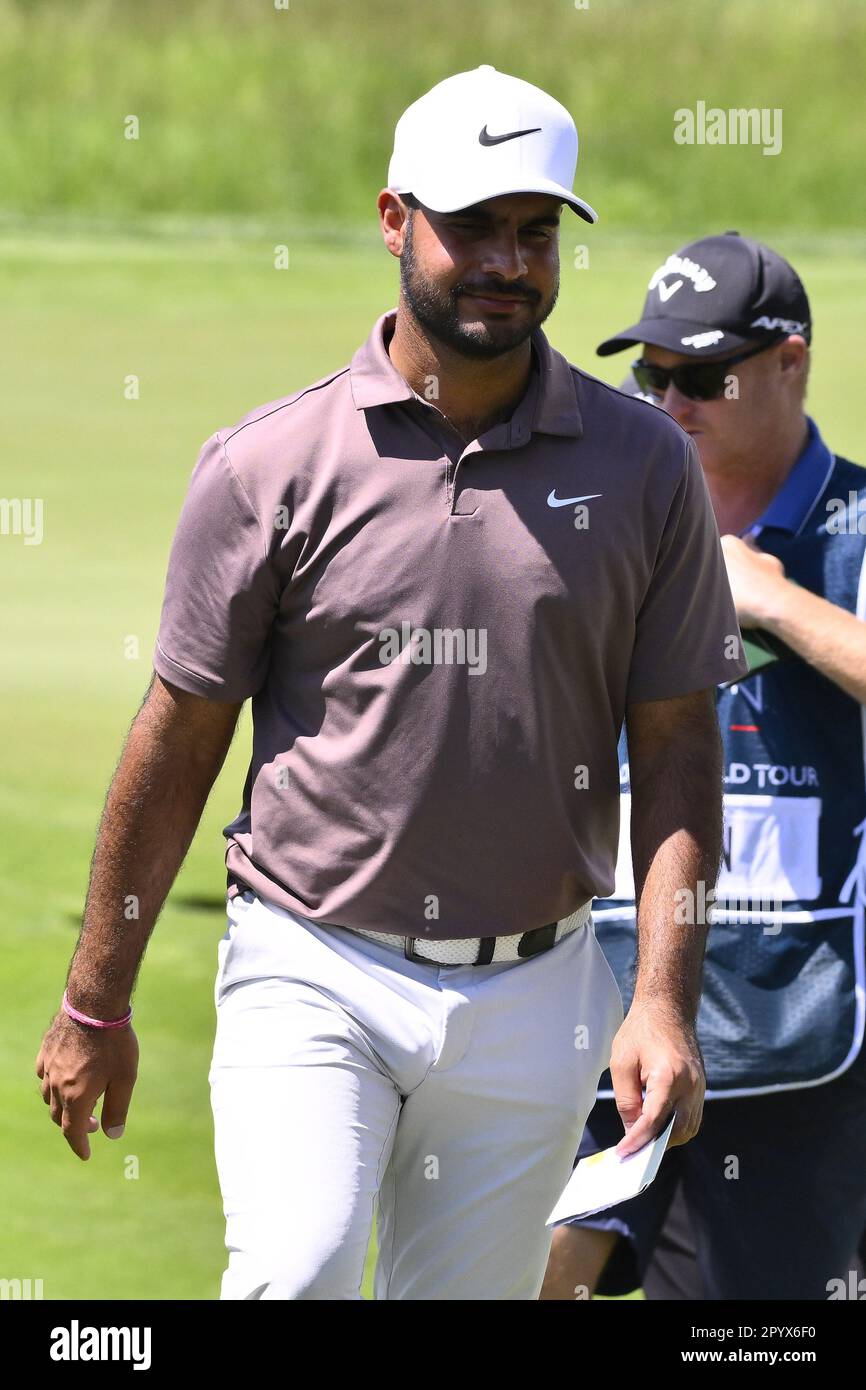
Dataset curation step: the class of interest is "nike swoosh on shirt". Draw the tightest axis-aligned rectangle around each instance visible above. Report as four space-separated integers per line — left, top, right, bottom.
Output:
547 491 603 508
478 125 542 146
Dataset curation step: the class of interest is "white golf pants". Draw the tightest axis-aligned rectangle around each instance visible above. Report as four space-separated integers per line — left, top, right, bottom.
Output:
208 890 623 1300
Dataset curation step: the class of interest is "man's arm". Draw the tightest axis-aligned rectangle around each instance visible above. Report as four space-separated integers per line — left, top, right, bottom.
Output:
722 534 866 704
35 673 243 1160
609 686 723 1156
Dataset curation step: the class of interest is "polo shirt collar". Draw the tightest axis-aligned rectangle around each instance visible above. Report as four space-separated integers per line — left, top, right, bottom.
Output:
743 416 836 538
350 308 583 440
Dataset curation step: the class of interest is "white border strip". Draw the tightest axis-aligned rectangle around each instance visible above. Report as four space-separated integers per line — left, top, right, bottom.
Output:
793 449 837 536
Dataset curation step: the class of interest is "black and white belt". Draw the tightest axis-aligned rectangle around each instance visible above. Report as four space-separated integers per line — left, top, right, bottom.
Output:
340 901 592 966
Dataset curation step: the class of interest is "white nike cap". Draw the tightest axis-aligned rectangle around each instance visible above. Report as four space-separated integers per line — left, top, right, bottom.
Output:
387 64 597 224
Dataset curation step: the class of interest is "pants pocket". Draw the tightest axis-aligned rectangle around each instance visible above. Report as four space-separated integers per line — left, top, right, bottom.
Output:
214 890 257 1009
589 916 625 1039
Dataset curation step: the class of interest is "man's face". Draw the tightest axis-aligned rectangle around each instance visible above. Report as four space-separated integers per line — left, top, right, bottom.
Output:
398 192 563 359
640 339 800 473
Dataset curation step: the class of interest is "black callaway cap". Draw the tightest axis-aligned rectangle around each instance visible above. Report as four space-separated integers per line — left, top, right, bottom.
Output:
596 231 812 358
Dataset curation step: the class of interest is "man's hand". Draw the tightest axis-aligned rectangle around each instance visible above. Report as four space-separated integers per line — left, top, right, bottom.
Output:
615 688 720 1159
34 674 242 1163
35 1011 139 1161
720 533 790 627
723 534 866 704
609 998 705 1157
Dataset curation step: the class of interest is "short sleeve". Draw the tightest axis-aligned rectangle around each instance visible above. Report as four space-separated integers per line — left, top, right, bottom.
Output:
626 436 750 702
153 432 279 702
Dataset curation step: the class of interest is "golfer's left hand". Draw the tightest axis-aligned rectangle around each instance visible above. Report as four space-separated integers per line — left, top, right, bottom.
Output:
608 998 705 1157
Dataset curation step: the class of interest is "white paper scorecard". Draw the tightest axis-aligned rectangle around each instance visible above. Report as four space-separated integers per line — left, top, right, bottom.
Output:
546 1115 676 1226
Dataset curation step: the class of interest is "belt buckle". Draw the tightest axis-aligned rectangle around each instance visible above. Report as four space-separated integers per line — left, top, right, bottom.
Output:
404 936 492 966
517 922 558 958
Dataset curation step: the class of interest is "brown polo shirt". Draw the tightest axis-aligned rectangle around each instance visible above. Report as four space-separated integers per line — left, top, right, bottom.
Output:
154 307 748 938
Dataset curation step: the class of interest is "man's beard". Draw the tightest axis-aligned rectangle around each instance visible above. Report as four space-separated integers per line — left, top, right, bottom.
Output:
399 215 559 360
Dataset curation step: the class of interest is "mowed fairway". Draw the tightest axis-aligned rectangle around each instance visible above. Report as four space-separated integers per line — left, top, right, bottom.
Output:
2 228 864 1300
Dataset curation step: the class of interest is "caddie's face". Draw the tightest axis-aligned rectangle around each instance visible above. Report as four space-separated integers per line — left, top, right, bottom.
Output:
397 191 563 359
642 339 803 474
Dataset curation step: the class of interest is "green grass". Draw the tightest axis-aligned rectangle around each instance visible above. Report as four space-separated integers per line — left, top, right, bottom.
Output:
2 226 864 1298
1 0 866 231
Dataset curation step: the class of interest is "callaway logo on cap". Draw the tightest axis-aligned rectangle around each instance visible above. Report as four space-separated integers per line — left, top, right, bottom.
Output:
387 64 597 224
596 231 812 357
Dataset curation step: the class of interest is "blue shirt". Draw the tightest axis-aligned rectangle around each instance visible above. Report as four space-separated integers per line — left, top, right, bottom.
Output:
740 416 836 540
595 418 866 1093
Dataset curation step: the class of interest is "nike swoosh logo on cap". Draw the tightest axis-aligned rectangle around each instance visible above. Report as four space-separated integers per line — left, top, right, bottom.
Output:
478 125 542 146
547 491 603 508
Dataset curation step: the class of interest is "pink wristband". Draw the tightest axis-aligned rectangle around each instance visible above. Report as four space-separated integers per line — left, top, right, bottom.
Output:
63 990 132 1030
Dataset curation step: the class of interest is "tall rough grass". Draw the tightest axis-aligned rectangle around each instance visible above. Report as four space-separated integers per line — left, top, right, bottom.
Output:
0 0 863 233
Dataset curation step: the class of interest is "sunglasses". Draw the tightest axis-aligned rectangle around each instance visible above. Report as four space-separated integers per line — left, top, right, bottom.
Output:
631 337 784 402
